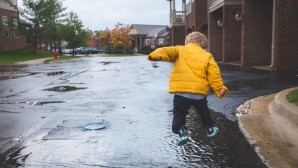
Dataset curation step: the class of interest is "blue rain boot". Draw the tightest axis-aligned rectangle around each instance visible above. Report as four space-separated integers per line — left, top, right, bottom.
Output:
177 127 189 146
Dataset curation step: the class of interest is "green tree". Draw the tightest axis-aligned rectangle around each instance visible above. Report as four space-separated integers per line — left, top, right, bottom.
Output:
61 11 88 56
42 0 66 50
19 0 47 54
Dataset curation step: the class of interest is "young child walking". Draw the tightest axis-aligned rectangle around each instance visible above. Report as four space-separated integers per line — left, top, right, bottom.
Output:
148 32 228 145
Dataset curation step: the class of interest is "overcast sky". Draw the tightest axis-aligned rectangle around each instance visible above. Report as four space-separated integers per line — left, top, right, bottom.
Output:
17 0 175 31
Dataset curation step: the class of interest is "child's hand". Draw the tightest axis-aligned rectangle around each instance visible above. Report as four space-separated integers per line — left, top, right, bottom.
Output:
219 88 227 98
148 56 161 61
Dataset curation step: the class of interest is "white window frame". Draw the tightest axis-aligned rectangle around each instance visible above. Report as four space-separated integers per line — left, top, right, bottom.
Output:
145 39 150 46
3 30 9 38
13 18 18 28
159 38 164 45
186 0 192 15
14 31 19 38
2 16 8 25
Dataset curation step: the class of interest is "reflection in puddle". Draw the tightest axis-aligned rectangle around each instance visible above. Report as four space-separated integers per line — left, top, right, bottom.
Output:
44 86 87 92
152 63 159 68
46 71 65 76
0 100 64 106
26 101 64 106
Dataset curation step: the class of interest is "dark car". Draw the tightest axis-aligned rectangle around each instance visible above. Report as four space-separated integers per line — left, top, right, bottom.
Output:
83 48 102 54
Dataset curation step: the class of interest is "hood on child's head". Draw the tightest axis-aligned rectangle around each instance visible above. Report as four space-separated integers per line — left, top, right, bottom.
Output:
185 32 208 49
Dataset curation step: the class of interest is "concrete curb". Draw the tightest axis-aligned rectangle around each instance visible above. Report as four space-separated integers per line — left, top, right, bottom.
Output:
270 87 298 126
237 87 298 168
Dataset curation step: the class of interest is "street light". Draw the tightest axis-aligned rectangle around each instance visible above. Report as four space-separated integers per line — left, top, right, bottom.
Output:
217 19 223 27
235 12 243 22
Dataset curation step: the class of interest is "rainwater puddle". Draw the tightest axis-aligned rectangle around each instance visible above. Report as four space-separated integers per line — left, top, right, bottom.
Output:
26 101 64 106
44 86 87 92
43 119 106 140
46 71 65 76
0 100 64 106
226 79 268 91
100 61 119 65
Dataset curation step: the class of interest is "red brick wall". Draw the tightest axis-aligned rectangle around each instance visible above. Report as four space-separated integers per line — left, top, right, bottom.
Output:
223 5 241 62
0 9 26 52
170 26 185 46
186 3 196 33
186 0 208 35
196 0 208 31
242 0 272 66
274 0 298 71
209 9 223 61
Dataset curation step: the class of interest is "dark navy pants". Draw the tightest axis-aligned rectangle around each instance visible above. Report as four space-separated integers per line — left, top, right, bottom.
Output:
172 94 215 134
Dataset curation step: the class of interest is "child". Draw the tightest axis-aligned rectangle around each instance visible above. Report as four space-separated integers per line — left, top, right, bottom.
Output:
148 32 228 146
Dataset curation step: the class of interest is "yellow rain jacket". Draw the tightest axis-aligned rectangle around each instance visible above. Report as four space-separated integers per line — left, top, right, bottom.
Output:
148 43 228 98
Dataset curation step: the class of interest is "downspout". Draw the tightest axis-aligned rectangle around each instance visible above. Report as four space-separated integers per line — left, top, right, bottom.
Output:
207 0 210 51
271 0 276 67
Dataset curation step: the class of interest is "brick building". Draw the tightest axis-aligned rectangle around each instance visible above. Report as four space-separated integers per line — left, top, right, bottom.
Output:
167 0 298 71
0 0 27 52
129 24 169 52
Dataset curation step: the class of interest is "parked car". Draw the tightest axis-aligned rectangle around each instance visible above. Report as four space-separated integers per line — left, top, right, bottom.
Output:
63 49 73 54
83 47 102 54
75 47 85 54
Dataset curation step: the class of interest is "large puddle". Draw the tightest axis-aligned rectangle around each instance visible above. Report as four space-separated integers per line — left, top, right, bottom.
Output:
0 57 297 167
44 86 87 92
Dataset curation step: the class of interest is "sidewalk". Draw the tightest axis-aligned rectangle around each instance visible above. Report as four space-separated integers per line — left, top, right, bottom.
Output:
237 87 298 168
16 58 50 65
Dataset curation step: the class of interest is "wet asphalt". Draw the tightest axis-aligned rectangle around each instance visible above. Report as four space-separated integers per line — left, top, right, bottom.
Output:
0 56 297 168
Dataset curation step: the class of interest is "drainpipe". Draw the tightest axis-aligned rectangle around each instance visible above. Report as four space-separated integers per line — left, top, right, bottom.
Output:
207 1 210 51
271 0 276 67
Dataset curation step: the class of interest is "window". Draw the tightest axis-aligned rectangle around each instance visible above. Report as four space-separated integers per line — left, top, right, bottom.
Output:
146 39 150 46
14 31 19 38
13 18 18 28
12 18 19 38
186 0 191 15
3 31 9 38
2 16 8 25
2 16 9 38
159 38 164 45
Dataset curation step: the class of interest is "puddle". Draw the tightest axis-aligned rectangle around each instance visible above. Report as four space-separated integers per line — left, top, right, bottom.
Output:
100 61 119 65
44 86 87 92
226 79 268 91
26 101 64 106
46 71 65 76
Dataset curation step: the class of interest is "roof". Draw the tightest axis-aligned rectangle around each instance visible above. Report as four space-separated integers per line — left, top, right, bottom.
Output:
129 24 168 36
146 27 168 38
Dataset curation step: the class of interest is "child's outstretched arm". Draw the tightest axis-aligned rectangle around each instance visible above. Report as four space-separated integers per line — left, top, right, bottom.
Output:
148 46 179 62
206 55 228 99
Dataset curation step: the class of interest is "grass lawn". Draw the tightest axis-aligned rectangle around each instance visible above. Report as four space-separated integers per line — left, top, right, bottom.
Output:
0 48 53 63
287 89 298 105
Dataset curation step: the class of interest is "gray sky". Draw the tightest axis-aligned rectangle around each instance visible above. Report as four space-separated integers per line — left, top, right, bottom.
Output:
18 0 172 31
